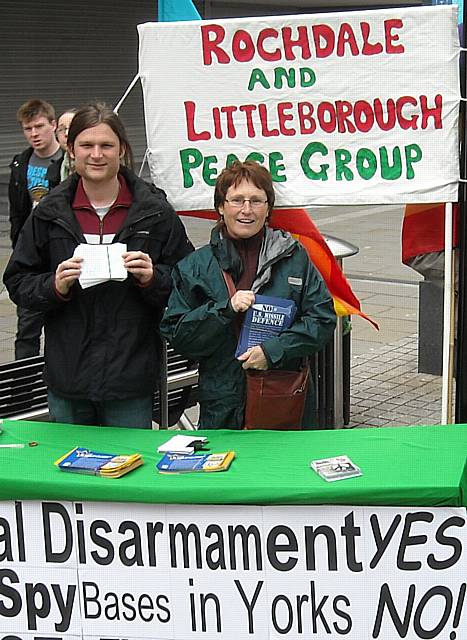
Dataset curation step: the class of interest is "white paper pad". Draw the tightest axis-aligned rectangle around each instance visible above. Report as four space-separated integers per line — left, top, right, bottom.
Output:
74 243 127 288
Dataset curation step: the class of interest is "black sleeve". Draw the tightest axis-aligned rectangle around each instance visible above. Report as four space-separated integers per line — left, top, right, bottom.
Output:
8 163 30 248
135 206 195 310
3 214 65 312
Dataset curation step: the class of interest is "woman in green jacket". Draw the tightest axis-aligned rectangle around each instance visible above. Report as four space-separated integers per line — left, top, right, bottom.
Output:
160 161 336 429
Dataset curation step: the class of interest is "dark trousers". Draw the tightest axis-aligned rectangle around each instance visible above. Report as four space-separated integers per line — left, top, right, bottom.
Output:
15 306 43 360
47 390 154 428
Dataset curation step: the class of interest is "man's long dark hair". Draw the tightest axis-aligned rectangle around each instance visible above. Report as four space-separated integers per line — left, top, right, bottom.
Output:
67 103 134 169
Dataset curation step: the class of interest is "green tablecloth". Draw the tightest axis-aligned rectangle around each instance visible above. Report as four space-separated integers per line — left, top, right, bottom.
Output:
0 419 466 506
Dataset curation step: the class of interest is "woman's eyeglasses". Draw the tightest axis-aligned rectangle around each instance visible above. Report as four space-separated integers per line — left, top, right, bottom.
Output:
225 198 268 210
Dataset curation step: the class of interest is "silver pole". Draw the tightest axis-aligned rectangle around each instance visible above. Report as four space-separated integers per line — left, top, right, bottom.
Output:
333 315 344 428
159 339 169 429
333 255 345 428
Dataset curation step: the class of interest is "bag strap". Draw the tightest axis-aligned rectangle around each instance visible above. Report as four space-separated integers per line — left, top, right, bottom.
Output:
222 270 241 339
222 269 237 298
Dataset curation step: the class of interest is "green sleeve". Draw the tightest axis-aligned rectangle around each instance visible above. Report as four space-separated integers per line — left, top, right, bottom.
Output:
261 250 337 367
160 261 237 360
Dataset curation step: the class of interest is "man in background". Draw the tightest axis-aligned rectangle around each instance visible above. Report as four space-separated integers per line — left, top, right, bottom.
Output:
402 203 458 288
56 108 76 181
8 98 63 359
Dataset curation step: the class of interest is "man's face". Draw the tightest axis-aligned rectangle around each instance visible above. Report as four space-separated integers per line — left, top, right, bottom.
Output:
70 123 123 186
22 115 57 157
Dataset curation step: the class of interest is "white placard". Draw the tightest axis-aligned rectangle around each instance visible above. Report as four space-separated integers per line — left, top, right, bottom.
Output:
138 6 460 210
0 501 466 639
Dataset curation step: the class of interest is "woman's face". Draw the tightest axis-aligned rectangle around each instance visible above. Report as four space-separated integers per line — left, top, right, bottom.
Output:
219 179 269 240
56 112 75 151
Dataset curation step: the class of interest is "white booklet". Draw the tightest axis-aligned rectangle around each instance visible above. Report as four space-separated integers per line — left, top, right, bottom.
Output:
73 243 127 289
157 435 209 455
310 455 362 482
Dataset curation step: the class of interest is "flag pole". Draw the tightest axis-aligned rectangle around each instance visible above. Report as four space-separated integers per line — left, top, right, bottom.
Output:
441 202 454 423
455 1 467 422
138 149 149 177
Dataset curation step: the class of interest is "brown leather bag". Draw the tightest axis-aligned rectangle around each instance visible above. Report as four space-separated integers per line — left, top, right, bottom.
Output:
244 367 309 430
221 269 309 430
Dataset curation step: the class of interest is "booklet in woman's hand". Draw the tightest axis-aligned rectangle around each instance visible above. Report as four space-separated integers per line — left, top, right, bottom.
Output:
235 295 296 357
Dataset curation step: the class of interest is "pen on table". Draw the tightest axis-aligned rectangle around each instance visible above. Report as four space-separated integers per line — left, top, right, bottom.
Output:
0 441 38 448
0 443 25 449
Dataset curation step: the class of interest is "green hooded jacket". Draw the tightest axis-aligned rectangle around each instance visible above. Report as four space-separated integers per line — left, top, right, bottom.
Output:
160 226 337 429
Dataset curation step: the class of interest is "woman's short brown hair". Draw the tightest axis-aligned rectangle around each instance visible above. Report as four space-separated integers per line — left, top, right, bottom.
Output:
67 102 134 169
214 161 275 215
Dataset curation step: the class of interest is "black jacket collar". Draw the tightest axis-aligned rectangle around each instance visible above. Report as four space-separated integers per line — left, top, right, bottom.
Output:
33 166 171 228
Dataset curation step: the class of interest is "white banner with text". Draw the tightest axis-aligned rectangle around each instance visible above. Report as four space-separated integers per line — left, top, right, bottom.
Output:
138 6 460 210
0 501 466 639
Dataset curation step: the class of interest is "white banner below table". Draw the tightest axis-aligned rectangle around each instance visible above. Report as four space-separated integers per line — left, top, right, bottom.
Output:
0 501 466 639
138 5 460 210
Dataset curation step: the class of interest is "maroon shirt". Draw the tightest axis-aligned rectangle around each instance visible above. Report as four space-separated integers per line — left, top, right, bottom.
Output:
232 228 265 290
72 174 132 244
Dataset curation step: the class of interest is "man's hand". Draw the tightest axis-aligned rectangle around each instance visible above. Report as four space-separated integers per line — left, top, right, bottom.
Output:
230 290 255 313
237 345 269 370
55 256 82 296
123 251 154 285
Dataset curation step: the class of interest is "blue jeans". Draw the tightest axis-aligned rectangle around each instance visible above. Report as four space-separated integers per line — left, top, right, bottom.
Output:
47 391 153 429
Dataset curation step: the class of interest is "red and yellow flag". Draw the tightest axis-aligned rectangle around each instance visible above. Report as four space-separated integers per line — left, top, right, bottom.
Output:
402 203 458 265
178 208 377 329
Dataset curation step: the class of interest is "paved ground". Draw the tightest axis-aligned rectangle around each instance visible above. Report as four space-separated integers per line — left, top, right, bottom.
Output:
0 216 16 364
0 203 448 428
307 204 446 428
349 335 443 428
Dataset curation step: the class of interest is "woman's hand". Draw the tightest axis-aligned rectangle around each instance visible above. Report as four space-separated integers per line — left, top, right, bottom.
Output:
238 345 269 370
230 290 255 313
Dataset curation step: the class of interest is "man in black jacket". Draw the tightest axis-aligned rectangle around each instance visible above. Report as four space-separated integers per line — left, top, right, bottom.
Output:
4 103 193 428
9 99 63 359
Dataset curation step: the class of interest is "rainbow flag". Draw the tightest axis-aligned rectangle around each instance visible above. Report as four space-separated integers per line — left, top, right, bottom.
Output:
177 208 378 329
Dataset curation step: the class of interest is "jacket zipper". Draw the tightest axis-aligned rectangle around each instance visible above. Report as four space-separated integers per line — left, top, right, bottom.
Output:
52 218 85 244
